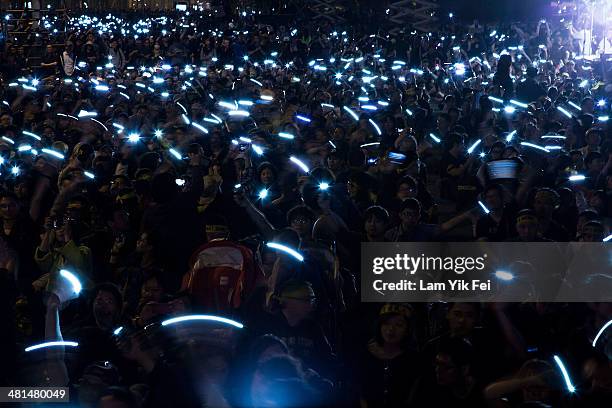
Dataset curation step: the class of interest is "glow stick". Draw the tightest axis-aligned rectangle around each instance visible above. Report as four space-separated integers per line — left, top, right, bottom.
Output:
18 145 32 152
84 171 95 179
90 119 108 131
321 103 335 109
509 99 528 109
228 110 250 117
266 242 304 262
161 314 244 329
238 100 254 107
495 270 514 281
252 145 264 155
568 101 581 111
467 139 482 154
329 141 337 149
181 114 191 124
135 83 145 89
41 148 65 160
168 148 182 160
258 189 268 199
120 92 130 100
505 130 517 142
504 106 516 114
604 234 612 242
368 119 382 135
568 174 585 182
192 122 209 134
597 99 606 107
343 106 359 121
360 142 380 148
250 78 263 87
77 110 97 118
557 106 572 118
25 341 79 352
113 327 124 336
127 133 140 143
59 269 82 294
598 116 609 122
177 102 187 114
319 182 330 191
405 108 413 116
95 85 109 91
521 142 549 152
11 166 19 175
553 355 576 393
112 123 124 130
23 131 41 141
478 200 490 214
488 96 504 104
429 133 441 143
362 105 378 111
592 319 612 347
289 156 309 173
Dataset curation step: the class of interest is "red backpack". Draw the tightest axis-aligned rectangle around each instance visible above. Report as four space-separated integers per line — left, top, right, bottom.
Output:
182 240 263 313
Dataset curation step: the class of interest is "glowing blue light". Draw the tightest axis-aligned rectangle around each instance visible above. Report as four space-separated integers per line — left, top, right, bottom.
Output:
289 156 309 173
509 99 528 109
18 145 32 152
429 133 441 143
569 174 586 182
258 189 268 199
161 314 244 329
592 319 612 347
553 355 576 393
319 182 330 191
228 110 250 117
252 144 264 155
506 130 517 142
478 200 490 214
95 85 109 91
168 148 182 160
25 341 79 352
266 242 304 262
154 129 163 138
60 269 82 295
343 106 359 121
467 139 482 154
41 148 65 160
557 106 572 118
11 166 20 175
127 133 140 143
488 96 504 104
249 78 263 87
597 99 606 107
23 130 41 141
296 115 311 123
504 106 516 114
113 327 124 336
192 122 209 134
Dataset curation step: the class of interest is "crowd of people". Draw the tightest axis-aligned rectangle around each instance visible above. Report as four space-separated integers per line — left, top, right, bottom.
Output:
0 4 611 408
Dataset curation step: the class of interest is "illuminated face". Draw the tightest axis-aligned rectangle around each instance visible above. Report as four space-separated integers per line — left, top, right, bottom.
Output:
260 168 275 185
365 215 387 237
447 303 477 336
380 314 408 345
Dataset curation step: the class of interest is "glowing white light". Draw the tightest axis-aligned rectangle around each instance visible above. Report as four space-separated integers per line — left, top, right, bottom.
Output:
488 96 504 104
506 130 517 142
504 106 516 114
495 270 514 281
84 171 95 179
296 115 311 123
289 156 310 173
260 95 273 101
168 148 182 160
478 200 490 214
154 129 163 138
343 106 359 121
41 148 65 159
509 99 528 109
59 269 82 295
567 101 581 111
181 114 191 124
160 313 245 329
228 110 250 117
127 133 140 143
360 142 380 148
23 131 41 140
319 182 330 191
2 136 15 144
252 144 264 155
11 166 20 175
95 85 109 91
598 116 609 122
369 119 382 135
266 242 304 262
25 341 79 352
592 319 612 347
429 133 441 143
467 139 482 154
597 99 606 107
557 106 572 118
249 78 263 87
18 145 32 152
192 122 209 134
553 355 576 393
278 132 294 139
258 189 268 199
113 327 124 336
521 142 549 152
569 174 586 182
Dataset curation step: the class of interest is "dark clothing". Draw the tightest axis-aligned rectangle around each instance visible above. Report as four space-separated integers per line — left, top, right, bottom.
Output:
516 78 546 103
475 205 518 241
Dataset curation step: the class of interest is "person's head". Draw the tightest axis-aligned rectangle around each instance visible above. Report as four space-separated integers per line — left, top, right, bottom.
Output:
399 198 421 228
258 162 277 186
396 176 418 200
277 280 316 322
483 184 504 211
435 337 475 386
489 141 506 160
581 97 594 113
437 112 451 133
135 231 154 254
287 205 315 239
577 209 600 233
533 188 559 219
585 151 604 174
516 209 540 241
347 172 372 200
517 359 557 403
364 206 390 239
326 149 346 172
92 284 122 331
140 275 165 305
585 128 603 147
375 304 412 347
0 192 19 220
446 302 480 337
580 221 605 242
97 387 138 408
447 132 465 154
